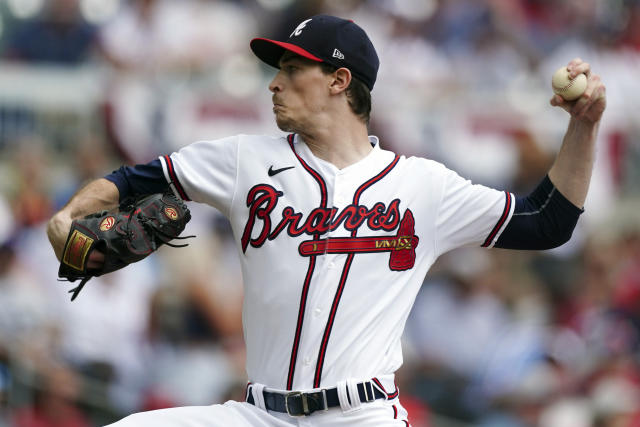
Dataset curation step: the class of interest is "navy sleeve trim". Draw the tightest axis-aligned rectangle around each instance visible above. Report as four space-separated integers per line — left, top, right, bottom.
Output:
103 159 170 203
481 192 513 248
495 175 584 250
104 168 130 201
161 155 191 201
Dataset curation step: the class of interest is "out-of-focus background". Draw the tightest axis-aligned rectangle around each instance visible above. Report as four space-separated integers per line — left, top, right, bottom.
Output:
0 0 639 426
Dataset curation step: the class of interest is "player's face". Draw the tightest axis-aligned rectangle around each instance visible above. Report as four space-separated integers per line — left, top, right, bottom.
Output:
269 53 333 132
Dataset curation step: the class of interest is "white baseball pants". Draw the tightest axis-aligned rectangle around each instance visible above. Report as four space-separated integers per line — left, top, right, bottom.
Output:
106 395 410 426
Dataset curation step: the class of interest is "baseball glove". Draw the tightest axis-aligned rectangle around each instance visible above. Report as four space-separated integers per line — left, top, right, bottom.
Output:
58 191 193 301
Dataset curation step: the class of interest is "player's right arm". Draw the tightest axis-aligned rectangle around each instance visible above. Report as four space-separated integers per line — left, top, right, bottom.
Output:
47 178 120 261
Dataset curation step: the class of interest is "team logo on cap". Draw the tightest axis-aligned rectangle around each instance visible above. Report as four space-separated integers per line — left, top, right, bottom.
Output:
290 18 312 38
99 216 115 231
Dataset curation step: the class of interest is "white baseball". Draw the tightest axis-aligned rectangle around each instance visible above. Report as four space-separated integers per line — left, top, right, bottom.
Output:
552 67 587 101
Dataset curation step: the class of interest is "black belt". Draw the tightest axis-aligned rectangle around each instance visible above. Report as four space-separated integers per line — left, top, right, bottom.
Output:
246 381 385 417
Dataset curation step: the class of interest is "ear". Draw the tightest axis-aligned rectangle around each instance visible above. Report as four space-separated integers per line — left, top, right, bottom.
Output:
328 68 352 95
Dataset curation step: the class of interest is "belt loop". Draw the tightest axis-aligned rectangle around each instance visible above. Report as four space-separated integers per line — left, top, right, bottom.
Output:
336 380 350 412
250 384 267 411
367 381 375 401
337 379 362 413
347 379 362 411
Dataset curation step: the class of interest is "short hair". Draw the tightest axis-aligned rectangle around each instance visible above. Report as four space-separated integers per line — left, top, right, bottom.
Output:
319 62 372 124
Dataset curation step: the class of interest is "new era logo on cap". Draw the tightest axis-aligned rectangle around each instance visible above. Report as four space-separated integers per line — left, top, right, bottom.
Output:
250 15 380 90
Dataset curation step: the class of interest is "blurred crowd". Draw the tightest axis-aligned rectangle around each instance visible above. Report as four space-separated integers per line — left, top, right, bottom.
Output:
0 0 639 426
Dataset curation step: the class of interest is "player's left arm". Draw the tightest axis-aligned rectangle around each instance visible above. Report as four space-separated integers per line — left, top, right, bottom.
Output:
547 57 606 208
494 58 605 250
104 159 170 203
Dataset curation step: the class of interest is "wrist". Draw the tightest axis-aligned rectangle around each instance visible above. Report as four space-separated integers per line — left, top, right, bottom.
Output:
51 209 72 226
569 116 600 132
47 211 72 261
566 117 600 143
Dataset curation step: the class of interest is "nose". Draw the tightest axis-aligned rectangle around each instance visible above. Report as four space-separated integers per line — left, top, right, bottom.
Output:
269 71 283 93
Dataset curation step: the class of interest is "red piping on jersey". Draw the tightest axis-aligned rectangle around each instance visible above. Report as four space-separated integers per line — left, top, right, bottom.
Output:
393 404 398 419
286 134 328 208
313 155 400 388
286 256 317 389
163 155 190 201
372 377 400 399
285 133 328 390
482 191 511 247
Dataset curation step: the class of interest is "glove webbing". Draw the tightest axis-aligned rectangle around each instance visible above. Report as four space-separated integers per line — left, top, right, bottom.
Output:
138 215 195 249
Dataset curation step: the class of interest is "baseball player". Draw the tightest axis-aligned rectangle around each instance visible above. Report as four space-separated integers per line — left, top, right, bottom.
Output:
47 14 606 427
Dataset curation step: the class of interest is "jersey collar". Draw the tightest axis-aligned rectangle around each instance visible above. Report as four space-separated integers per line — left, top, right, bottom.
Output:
292 134 386 176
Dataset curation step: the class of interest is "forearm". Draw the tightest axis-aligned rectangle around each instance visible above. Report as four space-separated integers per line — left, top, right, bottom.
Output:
47 178 119 260
495 175 583 250
548 117 599 208
58 178 120 218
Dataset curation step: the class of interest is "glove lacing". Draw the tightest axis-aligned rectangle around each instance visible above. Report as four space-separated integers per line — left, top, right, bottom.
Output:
137 215 195 249
62 195 193 301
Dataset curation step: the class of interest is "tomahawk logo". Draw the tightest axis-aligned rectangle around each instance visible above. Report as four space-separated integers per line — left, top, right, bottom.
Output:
290 19 312 38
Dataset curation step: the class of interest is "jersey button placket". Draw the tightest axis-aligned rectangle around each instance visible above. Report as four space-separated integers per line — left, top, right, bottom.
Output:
333 173 349 208
325 175 342 270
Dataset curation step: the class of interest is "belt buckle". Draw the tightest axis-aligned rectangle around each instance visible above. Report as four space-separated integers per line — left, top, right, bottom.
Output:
285 389 329 416
319 389 329 411
285 391 307 417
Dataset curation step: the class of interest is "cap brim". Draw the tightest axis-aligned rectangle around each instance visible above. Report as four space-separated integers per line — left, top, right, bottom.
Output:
250 38 323 68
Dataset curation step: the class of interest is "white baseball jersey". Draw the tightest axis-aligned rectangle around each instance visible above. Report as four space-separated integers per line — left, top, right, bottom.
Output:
159 133 514 393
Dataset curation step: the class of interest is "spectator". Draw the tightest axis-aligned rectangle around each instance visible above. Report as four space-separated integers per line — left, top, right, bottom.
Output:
3 0 98 65
10 364 90 427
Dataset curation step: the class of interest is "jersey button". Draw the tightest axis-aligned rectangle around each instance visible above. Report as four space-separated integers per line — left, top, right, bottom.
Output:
328 262 335 269
314 308 322 316
304 357 312 366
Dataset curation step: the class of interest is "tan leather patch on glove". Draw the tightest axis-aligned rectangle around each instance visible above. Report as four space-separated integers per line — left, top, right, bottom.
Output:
62 230 94 271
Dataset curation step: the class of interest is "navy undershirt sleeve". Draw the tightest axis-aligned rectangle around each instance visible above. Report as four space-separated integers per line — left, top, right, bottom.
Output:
495 175 584 250
104 159 169 203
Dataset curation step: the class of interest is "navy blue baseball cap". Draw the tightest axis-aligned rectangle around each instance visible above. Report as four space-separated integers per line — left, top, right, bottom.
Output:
250 15 380 91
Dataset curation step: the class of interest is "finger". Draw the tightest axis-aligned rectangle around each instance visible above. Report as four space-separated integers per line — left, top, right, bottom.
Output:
575 82 606 121
550 94 571 112
572 74 601 117
567 58 583 73
90 250 105 262
567 57 584 67
590 83 607 112
569 61 591 78
86 250 105 270
596 82 607 103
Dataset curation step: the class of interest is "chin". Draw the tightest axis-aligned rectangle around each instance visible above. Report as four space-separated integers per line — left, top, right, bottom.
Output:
275 117 294 132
